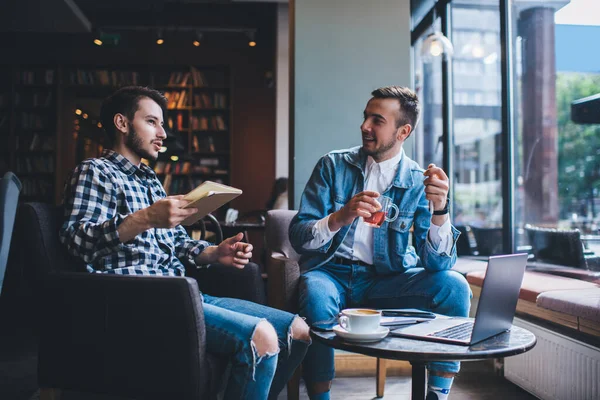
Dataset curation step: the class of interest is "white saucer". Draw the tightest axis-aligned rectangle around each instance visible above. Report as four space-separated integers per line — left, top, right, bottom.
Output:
332 325 390 342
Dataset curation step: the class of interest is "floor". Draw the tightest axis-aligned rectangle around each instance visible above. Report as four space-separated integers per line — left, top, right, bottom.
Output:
276 359 538 400
0 330 538 399
0 295 537 400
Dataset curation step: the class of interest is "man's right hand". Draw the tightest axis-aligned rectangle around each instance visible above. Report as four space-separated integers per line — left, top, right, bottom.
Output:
328 191 381 231
144 195 198 229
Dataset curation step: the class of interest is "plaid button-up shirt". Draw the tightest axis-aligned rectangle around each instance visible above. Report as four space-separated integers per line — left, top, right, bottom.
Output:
60 149 210 276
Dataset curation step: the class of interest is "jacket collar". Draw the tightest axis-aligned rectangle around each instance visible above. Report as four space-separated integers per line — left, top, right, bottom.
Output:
343 146 414 189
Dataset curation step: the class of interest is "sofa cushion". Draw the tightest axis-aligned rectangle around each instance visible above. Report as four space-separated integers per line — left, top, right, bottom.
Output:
537 288 600 323
466 270 599 303
452 257 487 276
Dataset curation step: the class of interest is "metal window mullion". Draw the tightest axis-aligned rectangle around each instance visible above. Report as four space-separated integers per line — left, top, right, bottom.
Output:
500 0 515 253
441 2 454 217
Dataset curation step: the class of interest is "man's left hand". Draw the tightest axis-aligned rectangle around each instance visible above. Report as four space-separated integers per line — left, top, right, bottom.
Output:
214 232 253 269
423 163 449 211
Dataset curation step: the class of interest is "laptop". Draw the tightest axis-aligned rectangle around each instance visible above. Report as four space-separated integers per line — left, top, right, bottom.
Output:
389 253 528 345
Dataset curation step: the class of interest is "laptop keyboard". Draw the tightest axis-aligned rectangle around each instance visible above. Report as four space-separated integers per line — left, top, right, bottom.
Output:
429 321 474 341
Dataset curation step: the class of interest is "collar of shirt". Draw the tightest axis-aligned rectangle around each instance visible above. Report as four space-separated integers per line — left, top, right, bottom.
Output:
102 149 156 180
364 149 403 192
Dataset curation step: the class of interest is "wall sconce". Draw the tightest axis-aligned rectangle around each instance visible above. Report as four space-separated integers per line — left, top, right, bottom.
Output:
421 31 454 63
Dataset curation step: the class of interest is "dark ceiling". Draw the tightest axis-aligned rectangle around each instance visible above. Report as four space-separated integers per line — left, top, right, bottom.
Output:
0 0 279 33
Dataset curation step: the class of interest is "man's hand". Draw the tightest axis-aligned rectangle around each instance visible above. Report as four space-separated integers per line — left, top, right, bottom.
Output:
117 195 198 243
329 191 381 231
144 195 198 229
423 164 449 225
198 232 253 269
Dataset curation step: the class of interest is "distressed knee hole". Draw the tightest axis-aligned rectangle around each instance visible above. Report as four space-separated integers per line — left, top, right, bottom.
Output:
252 320 279 357
291 316 311 342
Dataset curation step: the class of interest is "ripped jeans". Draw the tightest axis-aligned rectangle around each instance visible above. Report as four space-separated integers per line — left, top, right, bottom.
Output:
203 294 310 400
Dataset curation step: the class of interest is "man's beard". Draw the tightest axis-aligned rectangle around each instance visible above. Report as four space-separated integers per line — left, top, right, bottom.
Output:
125 127 157 161
362 136 397 161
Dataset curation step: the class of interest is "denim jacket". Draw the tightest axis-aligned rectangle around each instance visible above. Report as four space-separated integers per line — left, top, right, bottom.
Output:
289 146 460 274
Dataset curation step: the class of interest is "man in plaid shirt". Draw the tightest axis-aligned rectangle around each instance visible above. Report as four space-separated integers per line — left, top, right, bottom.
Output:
59 86 310 399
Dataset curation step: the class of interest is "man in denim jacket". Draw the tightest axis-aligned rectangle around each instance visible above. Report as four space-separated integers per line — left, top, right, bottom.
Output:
289 86 471 400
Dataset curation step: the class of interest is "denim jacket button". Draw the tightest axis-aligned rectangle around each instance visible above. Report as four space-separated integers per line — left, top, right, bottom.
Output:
401 222 406 229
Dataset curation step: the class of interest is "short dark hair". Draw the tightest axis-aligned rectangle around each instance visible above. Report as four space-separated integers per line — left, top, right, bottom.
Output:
100 86 168 144
371 86 420 129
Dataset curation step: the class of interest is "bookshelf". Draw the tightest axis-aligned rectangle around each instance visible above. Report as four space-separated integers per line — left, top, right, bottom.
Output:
1 66 59 203
150 66 232 196
2 65 232 204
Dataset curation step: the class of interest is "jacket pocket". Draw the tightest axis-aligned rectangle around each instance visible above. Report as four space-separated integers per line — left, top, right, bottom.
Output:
389 213 413 233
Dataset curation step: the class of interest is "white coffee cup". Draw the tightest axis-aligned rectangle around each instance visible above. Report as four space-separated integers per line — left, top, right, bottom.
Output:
338 308 381 334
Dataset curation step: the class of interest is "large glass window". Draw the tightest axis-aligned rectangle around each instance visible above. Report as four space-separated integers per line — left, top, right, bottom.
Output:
511 0 600 250
413 19 444 170
451 0 504 255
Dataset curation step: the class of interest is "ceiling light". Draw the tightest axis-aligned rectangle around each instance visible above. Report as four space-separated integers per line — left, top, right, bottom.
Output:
94 38 103 46
193 31 203 47
170 155 179 162
75 109 82 115
247 30 256 47
156 29 164 45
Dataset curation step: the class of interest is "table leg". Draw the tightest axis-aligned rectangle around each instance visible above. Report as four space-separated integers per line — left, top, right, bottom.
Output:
410 362 427 400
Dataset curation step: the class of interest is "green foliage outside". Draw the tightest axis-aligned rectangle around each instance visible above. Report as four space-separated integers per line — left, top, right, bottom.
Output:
556 73 600 226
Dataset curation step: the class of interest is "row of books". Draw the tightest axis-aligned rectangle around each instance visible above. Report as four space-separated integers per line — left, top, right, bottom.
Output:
18 177 54 197
191 115 227 131
154 161 192 175
14 91 54 108
167 68 208 87
167 113 188 131
164 90 189 109
17 132 55 151
162 175 193 195
15 69 55 85
192 92 227 109
67 69 141 86
15 155 55 173
16 112 52 130
192 135 217 153
154 159 226 175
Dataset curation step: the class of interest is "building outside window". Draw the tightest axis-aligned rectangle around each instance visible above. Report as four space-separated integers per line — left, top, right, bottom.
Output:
511 0 600 249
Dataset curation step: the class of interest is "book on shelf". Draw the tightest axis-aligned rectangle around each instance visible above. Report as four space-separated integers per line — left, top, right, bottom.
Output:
190 67 207 87
180 181 242 226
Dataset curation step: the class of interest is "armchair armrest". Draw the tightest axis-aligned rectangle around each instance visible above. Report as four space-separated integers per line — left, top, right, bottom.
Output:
39 271 208 400
266 253 301 313
188 262 267 305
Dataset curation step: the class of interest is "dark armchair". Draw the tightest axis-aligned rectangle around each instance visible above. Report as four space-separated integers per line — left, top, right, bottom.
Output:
265 210 389 399
525 224 600 271
0 172 21 295
18 202 266 400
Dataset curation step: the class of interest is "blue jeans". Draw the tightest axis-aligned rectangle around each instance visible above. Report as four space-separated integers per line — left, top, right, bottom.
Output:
298 262 471 385
203 294 310 399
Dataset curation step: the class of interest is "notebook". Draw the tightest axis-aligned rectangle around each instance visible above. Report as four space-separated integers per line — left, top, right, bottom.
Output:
389 253 528 345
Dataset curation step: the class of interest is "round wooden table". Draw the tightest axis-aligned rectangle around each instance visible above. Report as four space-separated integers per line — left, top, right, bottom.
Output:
311 323 536 399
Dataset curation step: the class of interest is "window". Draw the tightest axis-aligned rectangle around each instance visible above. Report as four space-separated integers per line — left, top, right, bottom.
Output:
413 18 444 169
451 0 503 250
511 0 600 249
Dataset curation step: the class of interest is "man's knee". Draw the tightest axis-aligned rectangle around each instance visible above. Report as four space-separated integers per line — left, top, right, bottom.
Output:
252 320 279 357
291 316 311 342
